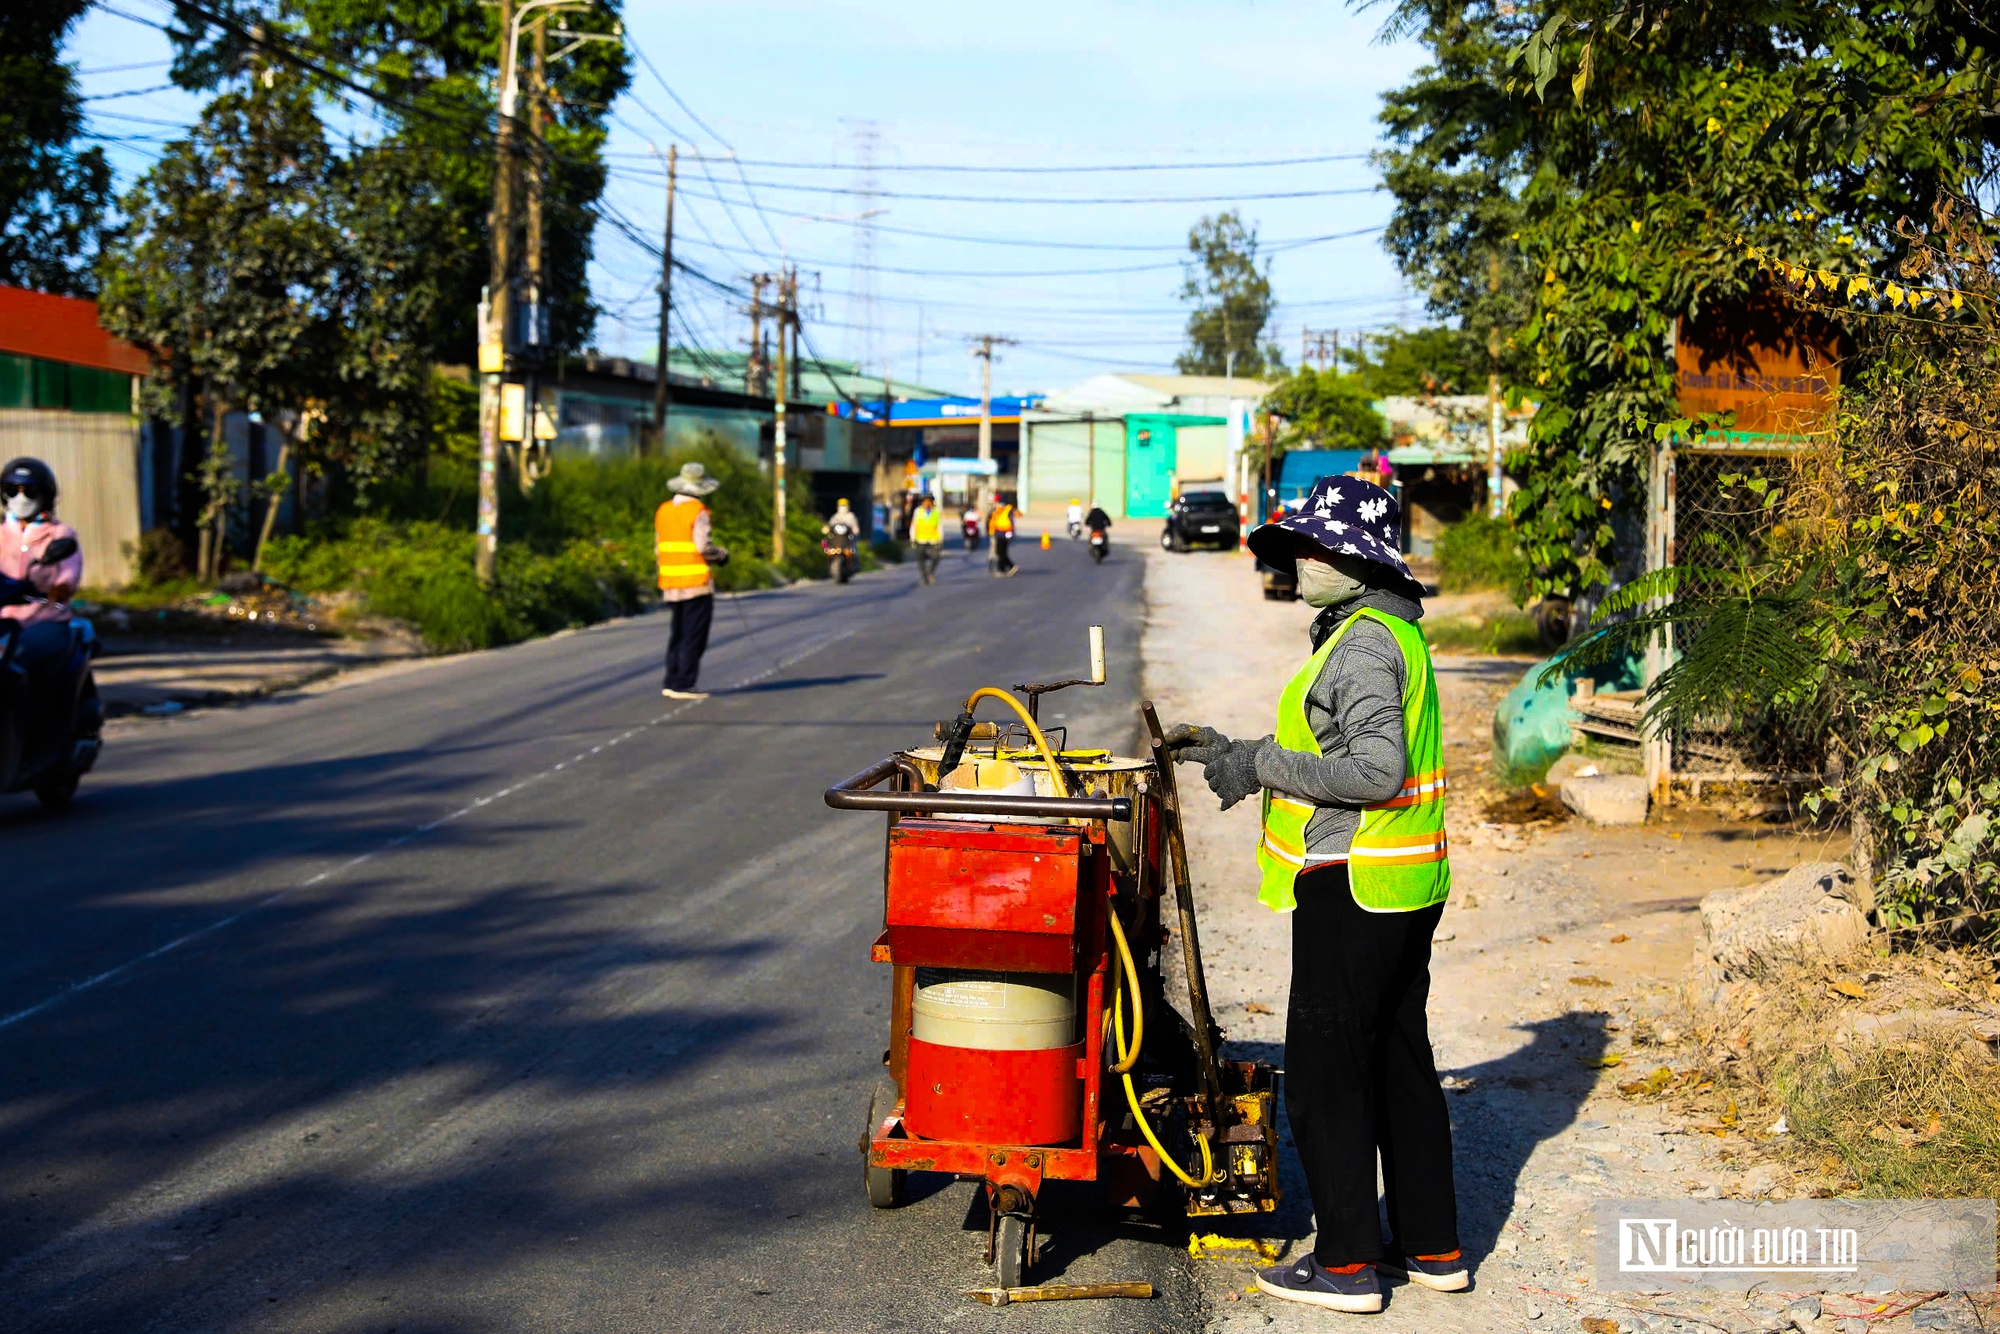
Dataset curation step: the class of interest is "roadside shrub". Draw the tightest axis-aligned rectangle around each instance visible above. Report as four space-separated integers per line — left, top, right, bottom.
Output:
1434 513 1529 594
122 527 190 587
262 431 836 649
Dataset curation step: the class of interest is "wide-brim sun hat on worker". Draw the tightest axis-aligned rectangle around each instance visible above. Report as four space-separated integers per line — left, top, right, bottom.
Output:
668 461 720 496
1247 474 1425 603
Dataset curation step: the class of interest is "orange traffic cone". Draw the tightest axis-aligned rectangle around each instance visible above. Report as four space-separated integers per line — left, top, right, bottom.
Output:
1040 531 1052 550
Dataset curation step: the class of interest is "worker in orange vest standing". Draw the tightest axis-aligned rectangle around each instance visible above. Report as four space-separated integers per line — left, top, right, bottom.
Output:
656 461 730 700
987 491 1017 578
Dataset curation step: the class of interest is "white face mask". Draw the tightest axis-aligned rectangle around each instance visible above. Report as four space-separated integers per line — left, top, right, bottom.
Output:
1296 556 1370 608
6 493 41 522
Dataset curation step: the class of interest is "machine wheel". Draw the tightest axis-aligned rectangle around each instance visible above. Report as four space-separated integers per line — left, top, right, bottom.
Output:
862 1078 906 1209
995 1213 1031 1289
33 770 79 810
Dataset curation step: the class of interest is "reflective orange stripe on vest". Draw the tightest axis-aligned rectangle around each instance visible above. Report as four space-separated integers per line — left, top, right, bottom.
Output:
655 500 711 591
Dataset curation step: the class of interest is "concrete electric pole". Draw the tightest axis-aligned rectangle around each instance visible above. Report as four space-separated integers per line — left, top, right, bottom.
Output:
651 143 676 454
969 334 1016 508
770 268 796 562
1486 253 1505 519
516 13 548 496
476 0 518 588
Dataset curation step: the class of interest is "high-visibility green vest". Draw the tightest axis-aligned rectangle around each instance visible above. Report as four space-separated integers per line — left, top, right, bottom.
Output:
911 506 943 543
1255 607 1450 913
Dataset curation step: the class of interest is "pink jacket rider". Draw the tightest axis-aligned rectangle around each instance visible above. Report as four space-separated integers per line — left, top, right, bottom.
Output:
2 514 83 626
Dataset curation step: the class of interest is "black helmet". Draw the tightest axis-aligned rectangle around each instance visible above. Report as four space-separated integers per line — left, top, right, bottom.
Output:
0 457 56 514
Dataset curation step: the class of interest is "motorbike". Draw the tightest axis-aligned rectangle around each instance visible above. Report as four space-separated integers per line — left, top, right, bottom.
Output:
822 522 859 585
1089 527 1109 564
1067 518 1083 540
0 536 103 810
961 514 980 551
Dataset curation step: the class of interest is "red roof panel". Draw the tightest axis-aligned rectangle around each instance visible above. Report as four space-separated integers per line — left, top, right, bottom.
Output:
0 285 151 377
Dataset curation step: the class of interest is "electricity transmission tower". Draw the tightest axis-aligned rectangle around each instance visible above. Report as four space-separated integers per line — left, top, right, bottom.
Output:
848 121 881 377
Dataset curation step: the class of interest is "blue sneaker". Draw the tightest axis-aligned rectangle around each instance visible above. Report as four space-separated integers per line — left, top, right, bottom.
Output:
1378 1249 1470 1291
1255 1256 1384 1313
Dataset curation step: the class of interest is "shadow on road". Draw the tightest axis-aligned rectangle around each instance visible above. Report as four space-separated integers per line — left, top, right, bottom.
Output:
1216 1012 1606 1271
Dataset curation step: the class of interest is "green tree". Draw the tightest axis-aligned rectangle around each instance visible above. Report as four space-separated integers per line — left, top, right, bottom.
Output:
1177 212 1284 378
99 70 448 569
1262 368 1389 452
163 0 630 361
0 2 112 295
1343 325 1489 397
99 75 340 575
1373 4 1537 390
1368 0 1997 600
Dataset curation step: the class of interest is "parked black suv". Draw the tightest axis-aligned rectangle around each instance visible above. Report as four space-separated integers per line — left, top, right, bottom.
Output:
1159 490 1240 552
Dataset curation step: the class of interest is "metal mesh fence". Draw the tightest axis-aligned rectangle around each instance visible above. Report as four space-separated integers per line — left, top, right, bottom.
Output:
1665 445 1793 775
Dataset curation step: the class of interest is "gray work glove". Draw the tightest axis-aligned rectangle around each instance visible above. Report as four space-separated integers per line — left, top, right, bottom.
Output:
1163 723 1230 765
1202 738 1266 811
702 540 730 568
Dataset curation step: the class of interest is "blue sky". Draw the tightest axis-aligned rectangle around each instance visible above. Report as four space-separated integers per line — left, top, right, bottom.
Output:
67 1 1428 398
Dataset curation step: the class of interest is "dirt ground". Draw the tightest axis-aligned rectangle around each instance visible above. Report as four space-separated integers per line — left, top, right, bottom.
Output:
1139 545 1986 1334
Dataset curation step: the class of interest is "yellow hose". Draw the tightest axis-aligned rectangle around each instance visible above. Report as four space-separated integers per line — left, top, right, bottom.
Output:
961 687 1069 798
1105 903 1144 1074
963 684 1214 1188
1117 965 1217 1188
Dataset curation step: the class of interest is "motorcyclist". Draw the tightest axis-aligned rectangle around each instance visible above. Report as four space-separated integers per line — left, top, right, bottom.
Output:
0 457 84 676
961 506 980 552
1085 504 1112 535
822 498 861 583
1066 497 1084 539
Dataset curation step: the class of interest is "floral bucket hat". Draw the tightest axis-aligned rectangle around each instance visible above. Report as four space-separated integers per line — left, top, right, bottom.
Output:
1246 475 1425 602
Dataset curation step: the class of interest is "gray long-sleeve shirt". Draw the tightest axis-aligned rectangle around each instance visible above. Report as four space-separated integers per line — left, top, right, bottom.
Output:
1253 588 1423 863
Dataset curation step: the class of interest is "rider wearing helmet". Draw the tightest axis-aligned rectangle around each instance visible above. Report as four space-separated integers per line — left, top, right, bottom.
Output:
0 457 85 670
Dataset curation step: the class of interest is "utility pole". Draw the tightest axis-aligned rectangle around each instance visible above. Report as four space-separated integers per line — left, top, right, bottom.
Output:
745 273 769 397
652 143 676 454
476 0 518 588
771 267 795 561
1486 254 1505 519
969 334 1016 508
1300 328 1338 371
516 12 547 495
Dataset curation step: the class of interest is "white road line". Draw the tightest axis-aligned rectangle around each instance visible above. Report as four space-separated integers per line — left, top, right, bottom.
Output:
0 627 857 1033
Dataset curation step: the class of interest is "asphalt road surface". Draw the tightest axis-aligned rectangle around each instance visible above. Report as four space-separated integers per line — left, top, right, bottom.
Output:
0 533 1205 1334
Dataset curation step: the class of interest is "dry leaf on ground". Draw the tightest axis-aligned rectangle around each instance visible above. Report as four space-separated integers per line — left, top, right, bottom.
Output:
1580 1054 1624 1069
1571 975 1614 987
1830 979 1868 999
1609 933 1631 943
1245 1001 1274 1015
1580 1318 1620 1334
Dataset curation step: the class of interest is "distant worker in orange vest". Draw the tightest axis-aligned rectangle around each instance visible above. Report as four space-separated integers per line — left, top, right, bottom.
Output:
656 462 730 700
987 492 1017 578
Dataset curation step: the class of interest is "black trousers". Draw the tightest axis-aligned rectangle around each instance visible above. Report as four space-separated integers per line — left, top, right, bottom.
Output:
663 594 713 691
1285 863 1458 1266
914 542 942 584
992 531 1013 573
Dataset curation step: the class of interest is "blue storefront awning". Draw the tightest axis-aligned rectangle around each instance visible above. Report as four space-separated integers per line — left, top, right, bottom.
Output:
832 394 1044 427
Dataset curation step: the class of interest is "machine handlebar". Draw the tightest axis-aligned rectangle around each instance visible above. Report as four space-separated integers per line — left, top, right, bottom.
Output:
825 755 1132 822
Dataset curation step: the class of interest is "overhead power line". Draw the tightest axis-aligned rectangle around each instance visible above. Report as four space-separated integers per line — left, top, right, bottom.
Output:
638 151 1374 173
630 176 1381 206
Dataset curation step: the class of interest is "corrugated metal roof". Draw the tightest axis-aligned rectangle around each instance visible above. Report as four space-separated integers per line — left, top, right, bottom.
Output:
1117 373 1273 399
657 348 949 407
0 285 150 376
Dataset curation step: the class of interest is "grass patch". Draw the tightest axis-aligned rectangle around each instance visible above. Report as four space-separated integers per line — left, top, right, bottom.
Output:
1423 609 1542 655
1646 948 2000 1200
1779 1036 2000 1198
1434 513 1529 594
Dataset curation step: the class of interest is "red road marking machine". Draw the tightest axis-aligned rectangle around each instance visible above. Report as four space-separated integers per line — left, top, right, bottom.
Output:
824 628 1281 1287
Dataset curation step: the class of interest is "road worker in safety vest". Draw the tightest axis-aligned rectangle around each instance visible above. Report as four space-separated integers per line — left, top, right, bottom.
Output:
655 462 730 700
1165 475 1463 1315
909 492 944 586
